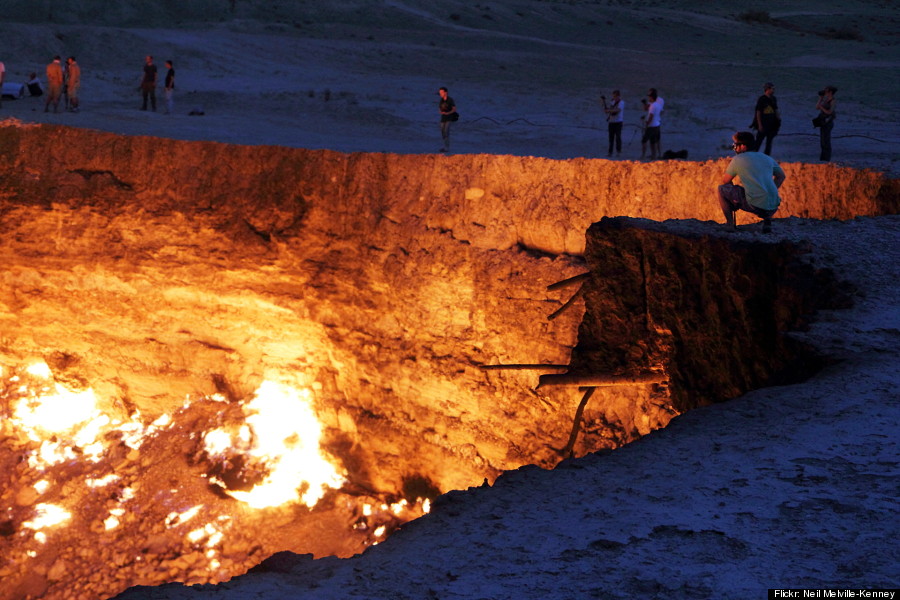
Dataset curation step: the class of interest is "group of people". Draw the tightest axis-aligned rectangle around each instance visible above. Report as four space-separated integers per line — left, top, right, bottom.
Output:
0 56 79 112
436 82 838 235
599 82 838 163
602 87 665 160
720 82 839 235
1 54 176 115
42 56 81 113
748 82 838 162
140 55 176 114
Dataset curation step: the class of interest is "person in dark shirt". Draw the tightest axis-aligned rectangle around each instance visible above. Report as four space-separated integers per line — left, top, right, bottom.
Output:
141 55 157 111
752 82 781 155
815 86 837 161
438 86 458 153
164 60 175 115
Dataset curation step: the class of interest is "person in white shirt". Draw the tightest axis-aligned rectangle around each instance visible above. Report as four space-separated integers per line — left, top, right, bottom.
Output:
603 89 624 157
641 88 663 160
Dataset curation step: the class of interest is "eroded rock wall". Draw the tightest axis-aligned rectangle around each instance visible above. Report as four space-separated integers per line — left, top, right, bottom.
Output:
0 122 895 599
572 217 854 413
0 120 895 481
0 121 895 479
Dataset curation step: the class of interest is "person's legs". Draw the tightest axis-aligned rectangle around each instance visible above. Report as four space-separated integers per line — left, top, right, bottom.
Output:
754 129 765 152
164 89 173 114
717 183 743 231
150 88 156 111
820 120 833 161
45 86 60 112
440 121 451 151
764 132 775 155
612 122 623 155
652 127 661 159
141 86 149 110
740 200 777 233
607 124 615 156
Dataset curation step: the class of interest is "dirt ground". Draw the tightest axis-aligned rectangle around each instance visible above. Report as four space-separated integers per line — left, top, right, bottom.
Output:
1 0 897 174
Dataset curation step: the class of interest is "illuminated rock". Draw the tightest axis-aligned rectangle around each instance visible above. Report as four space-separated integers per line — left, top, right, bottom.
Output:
0 123 896 599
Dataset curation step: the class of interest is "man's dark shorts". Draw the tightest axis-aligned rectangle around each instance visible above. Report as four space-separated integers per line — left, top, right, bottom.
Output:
718 183 777 219
641 125 660 143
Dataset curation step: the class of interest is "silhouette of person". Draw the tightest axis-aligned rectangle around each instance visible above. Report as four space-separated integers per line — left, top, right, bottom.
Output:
752 82 781 155
815 86 837 161
438 86 458 152
164 60 175 114
141 55 158 111
603 90 624 157
66 57 81 112
45 56 64 113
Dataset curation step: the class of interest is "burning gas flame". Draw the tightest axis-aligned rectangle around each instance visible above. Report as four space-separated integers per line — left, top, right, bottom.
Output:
22 503 71 543
7 362 171 472
203 380 345 509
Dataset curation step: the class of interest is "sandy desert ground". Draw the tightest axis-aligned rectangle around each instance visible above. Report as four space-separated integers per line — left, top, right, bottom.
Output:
1 0 898 174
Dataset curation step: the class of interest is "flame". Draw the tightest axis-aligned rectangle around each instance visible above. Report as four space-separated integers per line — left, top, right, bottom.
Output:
14 383 99 437
25 362 52 378
166 505 203 528
23 503 71 532
6 363 176 472
105 507 126 531
204 380 345 509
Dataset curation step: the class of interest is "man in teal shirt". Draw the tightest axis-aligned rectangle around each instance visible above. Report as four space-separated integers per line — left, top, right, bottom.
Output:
717 131 786 233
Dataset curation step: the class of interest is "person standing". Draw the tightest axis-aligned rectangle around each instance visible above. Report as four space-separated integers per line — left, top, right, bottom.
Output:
715 131 786 233
603 90 624 157
66 57 81 112
437 86 457 153
752 82 781 155
62 57 69 110
163 60 175 115
815 86 837 161
141 55 158 111
641 88 663 160
45 56 64 113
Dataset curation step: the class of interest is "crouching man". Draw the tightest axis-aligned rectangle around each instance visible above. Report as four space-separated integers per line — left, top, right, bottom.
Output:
716 131 785 233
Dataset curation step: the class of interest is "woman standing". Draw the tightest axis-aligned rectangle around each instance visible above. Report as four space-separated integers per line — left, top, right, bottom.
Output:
816 86 837 161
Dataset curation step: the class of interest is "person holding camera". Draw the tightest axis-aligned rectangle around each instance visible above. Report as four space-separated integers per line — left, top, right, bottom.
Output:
641 88 663 160
715 131 786 234
752 82 781 155
815 86 837 161
602 90 624 157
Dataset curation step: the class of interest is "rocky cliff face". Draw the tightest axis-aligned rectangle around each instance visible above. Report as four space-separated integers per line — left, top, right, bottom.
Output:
0 121 894 599
571 217 854 413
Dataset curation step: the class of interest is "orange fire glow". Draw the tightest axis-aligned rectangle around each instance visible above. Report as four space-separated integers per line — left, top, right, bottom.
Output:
203 380 346 509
